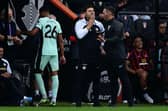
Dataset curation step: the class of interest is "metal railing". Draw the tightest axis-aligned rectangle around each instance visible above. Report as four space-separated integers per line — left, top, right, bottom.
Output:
118 11 168 16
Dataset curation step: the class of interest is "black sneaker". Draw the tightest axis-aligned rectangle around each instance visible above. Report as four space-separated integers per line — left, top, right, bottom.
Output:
75 102 82 107
93 102 101 107
128 102 134 107
33 94 41 102
128 100 134 107
108 99 116 107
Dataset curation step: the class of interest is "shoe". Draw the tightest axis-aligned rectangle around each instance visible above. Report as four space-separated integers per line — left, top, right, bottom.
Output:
164 100 168 105
24 96 33 103
34 94 41 102
75 102 82 107
143 93 154 104
127 99 134 107
128 101 134 107
39 98 49 104
122 100 128 104
20 99 24 106
93 102 101 107
50 101 56 106
108 99 116 107
48 96 52 101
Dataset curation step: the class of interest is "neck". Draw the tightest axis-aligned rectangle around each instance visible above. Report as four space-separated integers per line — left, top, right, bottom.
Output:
107 16 114 21
136 48 142 52
8 19 12 22
40 15 47 18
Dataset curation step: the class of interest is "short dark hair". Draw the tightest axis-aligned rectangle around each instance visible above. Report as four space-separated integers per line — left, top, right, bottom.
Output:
0 46 3 49
39 6 49 13
83 4 94 12
104 5 115 15
133 34 143 42
159 20 167 25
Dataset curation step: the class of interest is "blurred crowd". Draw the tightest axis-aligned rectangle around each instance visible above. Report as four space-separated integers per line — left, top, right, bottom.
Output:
0 0 167 106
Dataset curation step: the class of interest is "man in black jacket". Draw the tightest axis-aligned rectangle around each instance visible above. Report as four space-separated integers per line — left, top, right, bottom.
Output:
102 5 133 106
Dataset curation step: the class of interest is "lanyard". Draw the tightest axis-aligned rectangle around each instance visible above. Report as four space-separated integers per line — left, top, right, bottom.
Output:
9 23 12 36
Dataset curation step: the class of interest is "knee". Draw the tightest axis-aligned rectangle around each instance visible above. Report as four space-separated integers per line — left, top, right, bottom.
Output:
51 71 58 76
139 71 148 80
33 69 43 74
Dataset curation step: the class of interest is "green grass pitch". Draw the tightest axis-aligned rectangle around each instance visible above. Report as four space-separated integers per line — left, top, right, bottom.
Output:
0 102 167 111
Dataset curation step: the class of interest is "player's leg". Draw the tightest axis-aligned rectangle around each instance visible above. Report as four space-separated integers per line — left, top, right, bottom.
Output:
137 70 154 103
46 64 53 100
137 70 148 90
48 75 52 100
33 80 41 102
34 80 40 96
49 55 59 105
34 55 49 103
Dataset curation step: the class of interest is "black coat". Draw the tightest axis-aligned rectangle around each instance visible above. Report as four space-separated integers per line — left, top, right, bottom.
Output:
104 19 126 65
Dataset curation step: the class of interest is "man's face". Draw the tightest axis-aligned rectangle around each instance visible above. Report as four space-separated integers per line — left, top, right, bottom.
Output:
159 23 167 34
102 8 113 21
102 9 108 20
8 8 13 21
85 7 95 19
0 48 4 58
133 37 143 49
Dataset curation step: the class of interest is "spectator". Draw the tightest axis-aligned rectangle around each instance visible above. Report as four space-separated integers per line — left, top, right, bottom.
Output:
126 36 154 104
160 0 168 12
0 8 23 69
158 22 168 104
134 18 155 49
0 47 23 106
0 9 6 48
134 18 155 62
126 0 154 11
102 5 133 106
118 15 136 51
157 21 168 77
74 4 105 107
158 21 167 48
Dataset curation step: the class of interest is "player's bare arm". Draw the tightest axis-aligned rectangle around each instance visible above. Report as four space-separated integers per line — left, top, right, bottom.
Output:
22 27 40 37
58 33 66 64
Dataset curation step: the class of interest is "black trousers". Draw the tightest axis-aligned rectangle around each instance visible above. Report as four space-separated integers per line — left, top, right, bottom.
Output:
72 63 100 104
161 63 168 100
0 77 23 106
161 63 168 88
107 63 133 104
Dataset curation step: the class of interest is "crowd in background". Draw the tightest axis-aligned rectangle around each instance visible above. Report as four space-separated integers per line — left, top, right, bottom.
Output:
0 0 167 106
68 0 168 105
